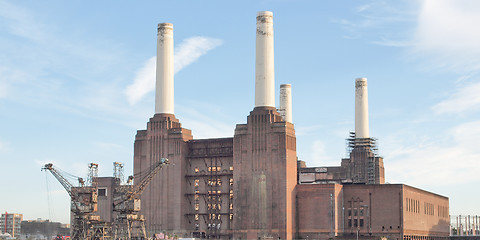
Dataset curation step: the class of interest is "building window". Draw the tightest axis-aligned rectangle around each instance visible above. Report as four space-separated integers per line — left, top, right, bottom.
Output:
195 214 199 221
360 219 364 227
195 167 199 173
208 166 221 172
194 179 199 187
229 166 234 171
98 188 107 197
348 219 352 227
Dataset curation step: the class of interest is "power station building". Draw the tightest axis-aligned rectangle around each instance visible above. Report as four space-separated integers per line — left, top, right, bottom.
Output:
131 11 450 240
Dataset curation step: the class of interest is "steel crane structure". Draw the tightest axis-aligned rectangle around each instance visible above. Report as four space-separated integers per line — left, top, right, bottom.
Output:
112 158 169 239
42 163 105 240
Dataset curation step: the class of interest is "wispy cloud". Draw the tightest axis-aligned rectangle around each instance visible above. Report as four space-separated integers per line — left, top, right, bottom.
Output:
177 101 233 139
332 1 416 41
385 120 480 186
412 0 480 73
0 0 46 42
124 57 156 106
432 81 480 115
125 37 223 105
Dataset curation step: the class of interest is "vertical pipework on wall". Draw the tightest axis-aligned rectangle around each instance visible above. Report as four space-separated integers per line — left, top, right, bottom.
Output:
355 77 369 139
155 23 174 114
279 84 292 123
255 11 275 108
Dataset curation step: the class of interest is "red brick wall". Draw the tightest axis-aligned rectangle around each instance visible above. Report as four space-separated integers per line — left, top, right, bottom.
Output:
232 107 297 240
402 185 449 237
134 114 192 235
296 184 343 240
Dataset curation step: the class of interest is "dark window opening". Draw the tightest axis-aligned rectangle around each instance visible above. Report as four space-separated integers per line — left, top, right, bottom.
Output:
98 188 107 196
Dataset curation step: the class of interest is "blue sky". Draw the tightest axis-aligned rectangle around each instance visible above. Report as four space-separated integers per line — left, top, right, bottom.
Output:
1 0 479 224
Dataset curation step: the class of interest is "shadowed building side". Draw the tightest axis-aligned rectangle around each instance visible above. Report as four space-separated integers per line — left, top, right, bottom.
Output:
233 107 297 240
134 22 193 235
232 11 297 240
134 114 192 234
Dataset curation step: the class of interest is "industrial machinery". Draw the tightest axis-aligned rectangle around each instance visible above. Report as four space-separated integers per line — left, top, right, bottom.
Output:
42 163 107 240
112 158 169 239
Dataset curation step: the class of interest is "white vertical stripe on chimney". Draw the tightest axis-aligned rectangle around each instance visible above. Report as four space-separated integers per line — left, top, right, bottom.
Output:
255 11 275 108
355 77 369 138
155 23 174 114
279 84 292 123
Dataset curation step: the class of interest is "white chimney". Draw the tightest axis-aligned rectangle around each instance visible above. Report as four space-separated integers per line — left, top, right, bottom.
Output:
355 77 369 139
155 23 174 114
279 84 292 123
255 11 275 108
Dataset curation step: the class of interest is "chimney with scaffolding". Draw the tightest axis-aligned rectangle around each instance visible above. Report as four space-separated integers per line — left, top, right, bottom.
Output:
341 78 385 184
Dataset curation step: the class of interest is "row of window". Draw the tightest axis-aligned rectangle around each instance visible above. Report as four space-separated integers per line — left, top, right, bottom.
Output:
406 198 445 216
438 205 448 218
347 208 365 217
194 213 233 221
406 198 420 213
424 202 434 216
194 166 234 173
348 218 364 228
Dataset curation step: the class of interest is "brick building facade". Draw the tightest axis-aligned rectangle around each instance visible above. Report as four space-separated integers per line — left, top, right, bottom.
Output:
128 10 450 240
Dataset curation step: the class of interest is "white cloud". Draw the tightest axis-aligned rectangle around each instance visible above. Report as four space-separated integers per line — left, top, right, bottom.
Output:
309 140 339 166
0 0 46 42
433 81 480 114
125 37 223 105
177 102 233 139
174 37 223 74
413 0 480 73
385 120 480 187
125 57 156 106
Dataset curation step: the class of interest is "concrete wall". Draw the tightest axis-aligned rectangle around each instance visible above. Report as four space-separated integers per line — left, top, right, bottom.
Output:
96 177 115 223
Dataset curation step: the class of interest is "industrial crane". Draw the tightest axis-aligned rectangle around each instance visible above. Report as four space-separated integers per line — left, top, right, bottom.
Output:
42 163 102 240
112 158 169 239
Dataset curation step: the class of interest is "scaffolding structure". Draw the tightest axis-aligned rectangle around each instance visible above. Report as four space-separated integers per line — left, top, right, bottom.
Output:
344 131 382 184
185 139 233 239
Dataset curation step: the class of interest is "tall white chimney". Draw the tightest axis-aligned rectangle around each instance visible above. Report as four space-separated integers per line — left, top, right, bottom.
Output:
279 84 292 123
255 11 275 108
155 23 174 114
355 77 369 139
